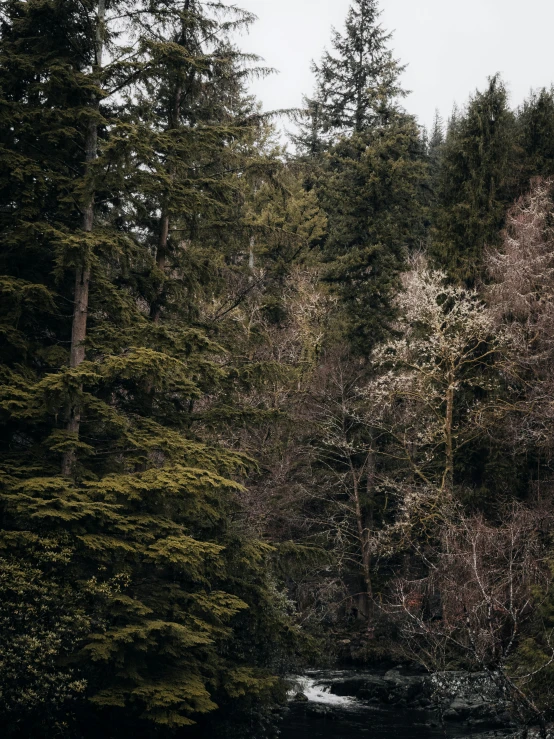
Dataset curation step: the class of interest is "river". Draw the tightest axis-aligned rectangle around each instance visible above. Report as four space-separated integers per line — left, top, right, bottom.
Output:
279 672 514 739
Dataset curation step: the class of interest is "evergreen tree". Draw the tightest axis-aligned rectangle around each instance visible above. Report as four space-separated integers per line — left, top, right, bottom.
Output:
430 75 516 283
319 117 428 353
517 87 554 185
427 109 445 200
292 98 326 159
293 0 426 353
0 1 294 733
127 0 261 323
310 0 405 139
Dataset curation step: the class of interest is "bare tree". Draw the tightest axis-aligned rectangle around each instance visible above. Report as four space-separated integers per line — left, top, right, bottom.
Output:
389 505 554 736
313 356 377 627
487 178 554 458
352 257 514 560
300 260 515 629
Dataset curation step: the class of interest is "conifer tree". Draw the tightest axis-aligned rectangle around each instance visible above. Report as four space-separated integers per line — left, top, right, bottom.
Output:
0 1 295 733
128 0 260 323
319 116 428 352
427 109 445 199
430 75 516 283
62 0 105 477
292 99 326 159
309 0 405 140
517 87 554 185
293 0 426 353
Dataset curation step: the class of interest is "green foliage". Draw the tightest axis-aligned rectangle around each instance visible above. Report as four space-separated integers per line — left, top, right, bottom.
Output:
292 0 427 353
517 87 554 184
303 0 405 144
319 116 428 352
0 0 301 734
430 75 517 283
7 0 554 735
508 563 554 718
0 556 89 737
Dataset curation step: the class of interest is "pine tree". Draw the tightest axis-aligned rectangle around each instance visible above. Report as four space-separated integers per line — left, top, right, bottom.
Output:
319 116 428 353
127 1 261 323
292 0 425 353
309 0 405 140
292 98 327 159
427 109 445 199
430 75 517 283
517 87 554 185
0 1 295 733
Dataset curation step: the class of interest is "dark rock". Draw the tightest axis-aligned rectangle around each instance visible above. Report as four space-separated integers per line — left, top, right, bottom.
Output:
443 709 461 721
292 668 518 734
330 674 389 700
304 703 338 719
293 692 308 702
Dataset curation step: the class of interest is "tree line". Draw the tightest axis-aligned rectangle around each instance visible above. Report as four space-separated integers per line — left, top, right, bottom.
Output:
3 0 554 736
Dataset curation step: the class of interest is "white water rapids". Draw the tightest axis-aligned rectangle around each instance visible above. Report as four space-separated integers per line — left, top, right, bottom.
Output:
288 675 358 707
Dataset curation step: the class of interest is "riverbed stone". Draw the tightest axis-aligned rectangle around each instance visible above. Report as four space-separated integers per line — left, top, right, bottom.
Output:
292 669 524 734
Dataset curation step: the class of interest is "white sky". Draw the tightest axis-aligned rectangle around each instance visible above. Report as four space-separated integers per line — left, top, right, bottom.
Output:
237 0 554 133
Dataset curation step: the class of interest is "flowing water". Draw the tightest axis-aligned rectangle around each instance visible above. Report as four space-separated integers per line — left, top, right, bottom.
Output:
279 673 510 739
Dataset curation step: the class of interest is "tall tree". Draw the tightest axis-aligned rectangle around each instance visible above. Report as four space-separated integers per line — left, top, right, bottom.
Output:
0 1 294 733
62 0 105 476
294 0 426 353
427 109 445 200
430 75 516 283
310 0 405 139
129 0 261 323
517 87 554 185
319 116 428 353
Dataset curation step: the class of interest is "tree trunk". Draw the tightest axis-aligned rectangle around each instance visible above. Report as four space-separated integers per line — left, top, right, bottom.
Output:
363 451 376 635
151 212 170 324
62 0 105 477
350 454 374 631
442 375 454 494
150 61 184 323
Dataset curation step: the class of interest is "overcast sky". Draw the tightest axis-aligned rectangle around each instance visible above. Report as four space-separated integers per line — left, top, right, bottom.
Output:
237 0 554 135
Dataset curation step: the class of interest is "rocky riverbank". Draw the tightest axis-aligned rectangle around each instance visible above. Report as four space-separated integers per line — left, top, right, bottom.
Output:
287 669 551 738
330 669 514 729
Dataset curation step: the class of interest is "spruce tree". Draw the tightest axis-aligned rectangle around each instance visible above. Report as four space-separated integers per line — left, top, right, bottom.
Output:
427 109 445 200
293 0 426 353
0 1 294 733
127 0 260 323
430 75 517 283
319 116 428 353
517 87 554 185
310 0 405 139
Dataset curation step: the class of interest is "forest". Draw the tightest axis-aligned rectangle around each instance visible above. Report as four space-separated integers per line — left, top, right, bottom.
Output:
3 0 554 737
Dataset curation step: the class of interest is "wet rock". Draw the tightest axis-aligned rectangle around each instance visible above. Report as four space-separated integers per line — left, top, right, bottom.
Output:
293 668 518 734
420 670 514 729
443 698 500 722
304 703 338 719
330 674 388 700
293 692 308 702
443 707 463 721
